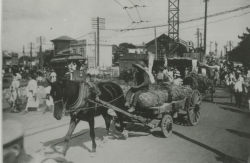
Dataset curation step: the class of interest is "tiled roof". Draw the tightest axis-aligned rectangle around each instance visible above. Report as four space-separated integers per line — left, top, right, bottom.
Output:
2 52 12 58
51 36 74 41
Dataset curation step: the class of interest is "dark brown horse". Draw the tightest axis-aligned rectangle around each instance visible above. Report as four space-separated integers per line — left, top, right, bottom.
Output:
47 80 126 156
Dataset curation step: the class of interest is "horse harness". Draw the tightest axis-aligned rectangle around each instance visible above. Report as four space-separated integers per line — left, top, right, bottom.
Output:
52 82 125 114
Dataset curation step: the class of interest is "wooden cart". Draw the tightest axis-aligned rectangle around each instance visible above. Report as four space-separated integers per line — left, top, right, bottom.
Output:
94 89 202 138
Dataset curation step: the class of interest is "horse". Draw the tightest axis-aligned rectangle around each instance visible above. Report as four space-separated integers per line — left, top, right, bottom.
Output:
46 79 126 156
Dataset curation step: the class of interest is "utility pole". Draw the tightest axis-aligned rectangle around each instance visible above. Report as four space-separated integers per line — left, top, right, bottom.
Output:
39 36 43 69
94 32 97 67
23 45 25 66
215 41 218 56
196 28 200 48
224 45 228 62
229 41 232 51
209 41 213 53
154 27 158 60
200 32 203 49
92 17 105 67
204 0 209 54
97 17 99 67
220 50 223 60
30 42 33 69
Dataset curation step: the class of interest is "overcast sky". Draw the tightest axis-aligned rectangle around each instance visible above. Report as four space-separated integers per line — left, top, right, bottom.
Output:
2 0 250 56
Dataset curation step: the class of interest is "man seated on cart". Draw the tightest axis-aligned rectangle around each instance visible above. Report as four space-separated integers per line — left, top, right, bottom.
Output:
127 61 150 113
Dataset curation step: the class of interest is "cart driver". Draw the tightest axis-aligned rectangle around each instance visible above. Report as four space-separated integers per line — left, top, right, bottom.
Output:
127 61 150 113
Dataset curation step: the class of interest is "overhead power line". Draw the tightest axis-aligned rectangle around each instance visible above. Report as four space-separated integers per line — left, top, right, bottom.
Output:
105 5 250 31
109 11 250 39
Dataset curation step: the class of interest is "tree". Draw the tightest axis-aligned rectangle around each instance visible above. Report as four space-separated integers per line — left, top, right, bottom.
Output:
118 43 137 50
228 27 250 66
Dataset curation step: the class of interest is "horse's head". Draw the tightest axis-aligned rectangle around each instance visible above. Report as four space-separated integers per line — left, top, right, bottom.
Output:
47 79 64 120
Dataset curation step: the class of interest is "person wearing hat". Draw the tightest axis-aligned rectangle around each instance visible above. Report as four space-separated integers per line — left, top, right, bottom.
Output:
173 70 183 86
3 120 71 163
156 67 164 84
25 72 39 113
234 73 244 109
162 66 173 82
127 61 150 112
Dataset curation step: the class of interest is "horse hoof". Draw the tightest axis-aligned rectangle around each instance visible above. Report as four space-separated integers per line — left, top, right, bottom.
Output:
122 130 129 139
90 152 97 157
103 136 108 143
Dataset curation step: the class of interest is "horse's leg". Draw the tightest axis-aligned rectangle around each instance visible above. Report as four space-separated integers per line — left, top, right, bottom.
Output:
88 117 97 154
62 117 80 156
101 109 111 135
100 109 111 145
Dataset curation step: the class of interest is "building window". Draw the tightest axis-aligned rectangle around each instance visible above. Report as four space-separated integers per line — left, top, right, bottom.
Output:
80 48 84 54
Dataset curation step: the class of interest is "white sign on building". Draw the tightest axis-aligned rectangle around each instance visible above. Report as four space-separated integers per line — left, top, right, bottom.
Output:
86 38 113 68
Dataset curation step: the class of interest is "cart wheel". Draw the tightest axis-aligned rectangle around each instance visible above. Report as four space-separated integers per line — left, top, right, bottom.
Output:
186 90 202 126
161 114 173 138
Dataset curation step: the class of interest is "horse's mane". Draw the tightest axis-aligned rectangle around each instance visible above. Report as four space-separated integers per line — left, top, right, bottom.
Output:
60 80 80 106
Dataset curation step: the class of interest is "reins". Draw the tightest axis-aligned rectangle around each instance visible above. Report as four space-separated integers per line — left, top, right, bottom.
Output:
53 82 132 114
64 93 125 113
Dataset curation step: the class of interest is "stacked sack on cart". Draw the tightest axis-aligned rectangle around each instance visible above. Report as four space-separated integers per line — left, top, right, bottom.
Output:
183 72 212 94
138 83 192 108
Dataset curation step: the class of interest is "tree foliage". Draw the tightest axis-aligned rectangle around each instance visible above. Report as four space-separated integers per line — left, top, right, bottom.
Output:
228 27 250 66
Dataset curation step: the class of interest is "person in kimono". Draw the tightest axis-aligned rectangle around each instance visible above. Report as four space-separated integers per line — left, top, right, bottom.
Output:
25 72 38 113
10 72 21 113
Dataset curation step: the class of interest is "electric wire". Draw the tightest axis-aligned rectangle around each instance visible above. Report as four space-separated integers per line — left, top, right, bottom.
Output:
109 11 250 39
104 5 250 31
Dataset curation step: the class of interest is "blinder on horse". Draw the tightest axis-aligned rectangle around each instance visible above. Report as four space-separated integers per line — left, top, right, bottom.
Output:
52 82 93 114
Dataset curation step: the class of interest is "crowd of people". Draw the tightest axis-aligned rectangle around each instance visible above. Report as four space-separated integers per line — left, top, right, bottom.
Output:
219 62 250 109
7 61 101 114
7 66 57 114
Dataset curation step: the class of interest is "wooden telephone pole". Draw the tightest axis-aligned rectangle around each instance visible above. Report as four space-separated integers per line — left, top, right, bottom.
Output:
196 28 200 48
204 0 209 54
92 17 105 67
154 27 158 60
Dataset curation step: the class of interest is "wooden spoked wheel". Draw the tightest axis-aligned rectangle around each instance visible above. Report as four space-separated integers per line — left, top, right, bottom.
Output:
161 114 173 138
186 90 202 126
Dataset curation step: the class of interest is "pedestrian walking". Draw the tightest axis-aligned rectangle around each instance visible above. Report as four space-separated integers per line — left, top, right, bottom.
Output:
24 72 39 113
10 72 22 113
234 75 243 109
213 68 219 86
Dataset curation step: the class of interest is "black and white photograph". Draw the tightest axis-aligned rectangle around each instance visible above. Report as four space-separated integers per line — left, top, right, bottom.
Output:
1 0 250 162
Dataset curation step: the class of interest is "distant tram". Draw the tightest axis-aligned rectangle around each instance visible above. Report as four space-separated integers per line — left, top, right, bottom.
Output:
50 53 87 80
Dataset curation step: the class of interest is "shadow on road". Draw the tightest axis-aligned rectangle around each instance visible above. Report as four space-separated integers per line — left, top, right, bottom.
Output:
42 121 152 154
218 106 250 116
43 126 123 153
226 129 250 140
172 131 246 163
